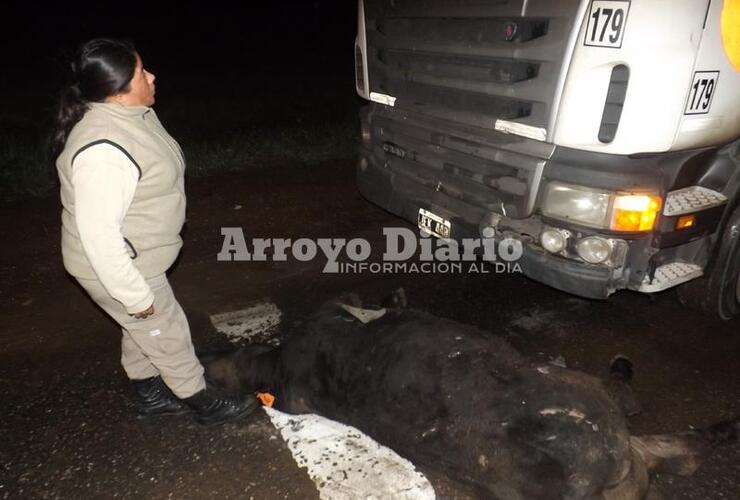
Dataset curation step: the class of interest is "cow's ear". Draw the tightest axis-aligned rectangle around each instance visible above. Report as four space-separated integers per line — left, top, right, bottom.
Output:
333 292 363 308
381 288 407 311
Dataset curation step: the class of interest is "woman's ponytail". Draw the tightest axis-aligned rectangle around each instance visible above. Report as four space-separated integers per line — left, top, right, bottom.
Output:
49 80 89 161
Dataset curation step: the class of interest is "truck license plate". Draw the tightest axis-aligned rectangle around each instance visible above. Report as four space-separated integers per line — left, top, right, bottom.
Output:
418 208 451 239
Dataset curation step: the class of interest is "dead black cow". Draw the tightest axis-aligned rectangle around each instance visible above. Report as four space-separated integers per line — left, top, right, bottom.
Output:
204 291 738 500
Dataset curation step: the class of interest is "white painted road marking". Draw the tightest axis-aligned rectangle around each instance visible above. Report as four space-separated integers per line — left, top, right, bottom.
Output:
210 301 282 344
264 407 435 500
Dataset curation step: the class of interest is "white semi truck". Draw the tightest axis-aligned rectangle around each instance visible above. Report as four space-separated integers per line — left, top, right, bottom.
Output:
354 0 740 318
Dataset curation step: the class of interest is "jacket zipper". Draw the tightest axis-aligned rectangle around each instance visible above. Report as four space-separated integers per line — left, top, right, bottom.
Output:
142 115 186 170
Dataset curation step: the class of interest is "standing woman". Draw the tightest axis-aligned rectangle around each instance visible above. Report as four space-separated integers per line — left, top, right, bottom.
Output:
51 38 257 425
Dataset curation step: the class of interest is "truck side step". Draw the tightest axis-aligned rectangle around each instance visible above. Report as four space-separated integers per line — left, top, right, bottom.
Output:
663 186 727 216
639 263 703 293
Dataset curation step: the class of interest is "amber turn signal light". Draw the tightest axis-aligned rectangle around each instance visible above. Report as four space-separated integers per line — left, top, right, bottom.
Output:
610 195 662 232
676 214 696 230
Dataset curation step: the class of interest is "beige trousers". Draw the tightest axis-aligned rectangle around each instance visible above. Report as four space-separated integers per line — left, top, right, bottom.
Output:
77 274 206 398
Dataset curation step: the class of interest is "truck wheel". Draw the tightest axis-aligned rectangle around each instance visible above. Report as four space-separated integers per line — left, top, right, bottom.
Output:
677 204 740 321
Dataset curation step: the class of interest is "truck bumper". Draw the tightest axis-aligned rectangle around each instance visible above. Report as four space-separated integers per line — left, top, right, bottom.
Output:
515 244 616 299
358 154 631 299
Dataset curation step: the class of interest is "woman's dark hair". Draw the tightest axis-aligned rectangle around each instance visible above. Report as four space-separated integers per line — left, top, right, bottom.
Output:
49 38 137 161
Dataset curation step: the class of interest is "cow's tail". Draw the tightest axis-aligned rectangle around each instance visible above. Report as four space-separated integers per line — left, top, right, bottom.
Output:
630 415 739 476
381 287 407 311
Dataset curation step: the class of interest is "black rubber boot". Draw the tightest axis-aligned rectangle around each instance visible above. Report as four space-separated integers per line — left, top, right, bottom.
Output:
131 376 190 418
182 383 260 426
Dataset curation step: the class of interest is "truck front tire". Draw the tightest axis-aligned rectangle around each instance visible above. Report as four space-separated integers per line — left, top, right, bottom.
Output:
678 204 740 321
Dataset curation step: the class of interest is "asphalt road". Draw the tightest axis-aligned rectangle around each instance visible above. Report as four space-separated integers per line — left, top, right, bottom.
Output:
1 160 738 499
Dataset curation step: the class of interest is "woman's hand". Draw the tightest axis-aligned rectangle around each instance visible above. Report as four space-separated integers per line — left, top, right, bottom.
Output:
133 304 155 319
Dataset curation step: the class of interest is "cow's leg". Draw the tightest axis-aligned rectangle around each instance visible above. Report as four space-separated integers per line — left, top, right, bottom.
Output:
630 416 739 476
605 355 643 417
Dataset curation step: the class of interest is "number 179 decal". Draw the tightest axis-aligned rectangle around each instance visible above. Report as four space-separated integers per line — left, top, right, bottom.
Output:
584 0 631 49
685 71 719 115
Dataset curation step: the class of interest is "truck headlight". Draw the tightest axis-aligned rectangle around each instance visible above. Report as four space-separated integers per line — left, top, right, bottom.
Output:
541 182 661 232
542 182 611 227
576 237 613 264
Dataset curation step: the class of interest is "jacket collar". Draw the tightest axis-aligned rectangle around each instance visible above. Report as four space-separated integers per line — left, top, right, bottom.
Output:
88 101 152 119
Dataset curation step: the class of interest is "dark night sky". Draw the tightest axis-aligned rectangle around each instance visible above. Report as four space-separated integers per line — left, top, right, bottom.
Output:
1 1 357 92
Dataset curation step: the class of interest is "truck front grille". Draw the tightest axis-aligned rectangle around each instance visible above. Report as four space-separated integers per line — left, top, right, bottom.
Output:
367 105 554 219
365 0 582 132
